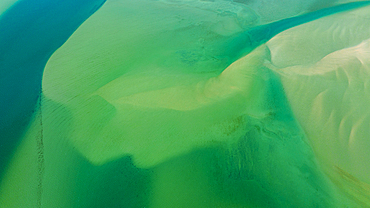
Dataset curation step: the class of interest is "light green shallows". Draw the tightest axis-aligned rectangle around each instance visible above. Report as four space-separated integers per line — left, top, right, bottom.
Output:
1 0 370 207
0 0 19 16
42 0 270 167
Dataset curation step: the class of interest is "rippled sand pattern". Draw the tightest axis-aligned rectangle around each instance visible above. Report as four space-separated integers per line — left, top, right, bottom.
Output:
1 0 370 207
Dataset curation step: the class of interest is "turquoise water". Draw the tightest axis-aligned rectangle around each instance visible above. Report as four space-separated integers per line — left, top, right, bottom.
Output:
0 0 106 175
1 0 370 207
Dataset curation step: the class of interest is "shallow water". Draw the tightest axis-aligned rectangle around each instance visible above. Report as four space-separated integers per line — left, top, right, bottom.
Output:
1 0 370 207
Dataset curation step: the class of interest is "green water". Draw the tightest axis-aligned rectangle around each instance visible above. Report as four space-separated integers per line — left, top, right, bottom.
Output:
1 0 370 207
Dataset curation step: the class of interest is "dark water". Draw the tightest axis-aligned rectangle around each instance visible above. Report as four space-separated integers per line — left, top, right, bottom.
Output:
1 0 370 207
1 0 369 175
0 0 106 176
